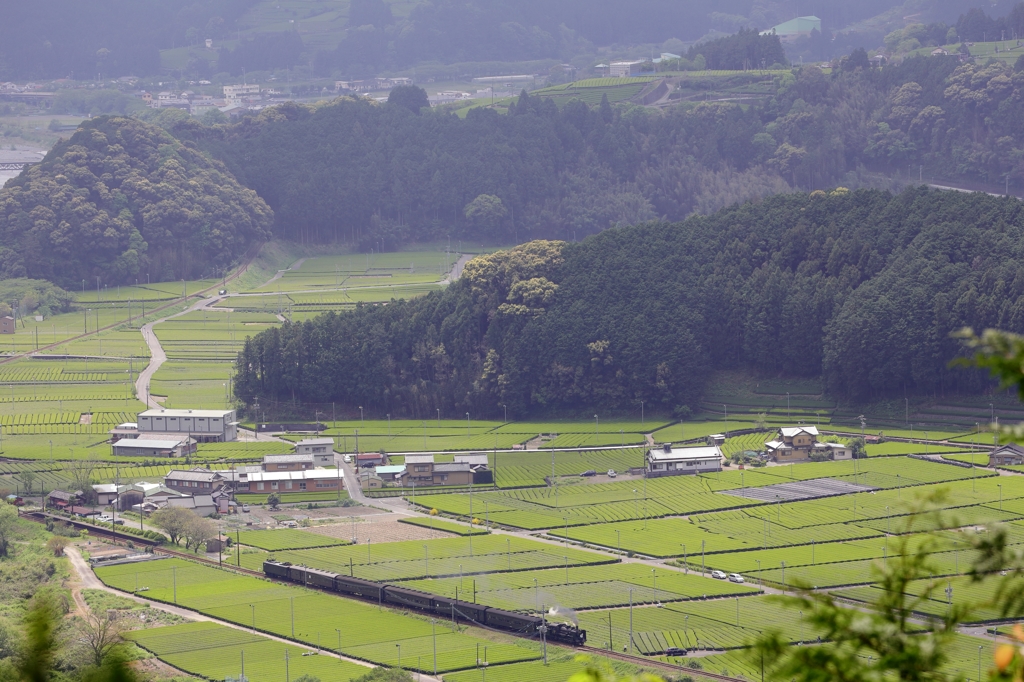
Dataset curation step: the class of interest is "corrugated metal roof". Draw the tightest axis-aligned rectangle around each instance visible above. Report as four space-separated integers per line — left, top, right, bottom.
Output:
454 454 488 466
263 454 314 463
165 469 222 482
115 439 184 450
433 462 472 472
140 408 234 418
405 455 435 464
780 426 819 438
297 438 334 446
647 445 721 462
375 465 406 474
167 495 215 508
246 469 342 482
137 433 196 443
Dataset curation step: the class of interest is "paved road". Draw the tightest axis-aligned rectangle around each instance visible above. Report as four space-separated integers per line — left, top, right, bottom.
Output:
442 253 472 284
133 249 473 409
135 295 226 408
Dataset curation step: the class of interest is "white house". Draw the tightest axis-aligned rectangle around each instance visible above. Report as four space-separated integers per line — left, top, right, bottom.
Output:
223 83 260 102
244 469 343 493
646 443 722 476
294 437 335 465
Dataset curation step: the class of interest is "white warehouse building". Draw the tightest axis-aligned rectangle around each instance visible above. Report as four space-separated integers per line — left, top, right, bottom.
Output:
137 408 237 442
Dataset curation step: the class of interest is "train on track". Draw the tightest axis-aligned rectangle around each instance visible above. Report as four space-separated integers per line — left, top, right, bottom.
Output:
264 560 586 646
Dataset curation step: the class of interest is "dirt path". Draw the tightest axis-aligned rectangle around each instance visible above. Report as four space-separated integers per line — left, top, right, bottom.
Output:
63 546 408 676
258 257 307 290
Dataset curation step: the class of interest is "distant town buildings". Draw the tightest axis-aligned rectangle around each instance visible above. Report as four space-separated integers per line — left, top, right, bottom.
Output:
609 60 645 77
335 77 413 92
223 83 260 103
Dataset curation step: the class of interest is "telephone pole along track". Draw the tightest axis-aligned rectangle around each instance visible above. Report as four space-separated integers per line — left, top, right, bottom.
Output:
28 512 749 682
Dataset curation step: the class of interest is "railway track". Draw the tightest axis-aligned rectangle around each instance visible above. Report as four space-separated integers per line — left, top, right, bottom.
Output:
30 512 751 681
578 645 749 682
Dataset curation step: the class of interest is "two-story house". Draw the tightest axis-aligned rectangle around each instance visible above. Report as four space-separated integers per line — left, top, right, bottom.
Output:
262 454 314 471
764 426 852 462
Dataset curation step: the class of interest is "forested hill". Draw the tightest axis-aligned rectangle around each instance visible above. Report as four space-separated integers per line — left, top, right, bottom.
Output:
233 187 1024 416
186 55 1024 251
0 116 272 286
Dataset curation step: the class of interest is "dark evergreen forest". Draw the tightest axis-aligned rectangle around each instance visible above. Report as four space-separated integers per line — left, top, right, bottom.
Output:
0 117 272 286
5 53 1024 285
173 55 1024 250
233 187 1024 415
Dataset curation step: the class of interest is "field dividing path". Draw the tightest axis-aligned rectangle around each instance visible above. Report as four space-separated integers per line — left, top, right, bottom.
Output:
257 257 307 290
63 546 441 678
0 242 261 367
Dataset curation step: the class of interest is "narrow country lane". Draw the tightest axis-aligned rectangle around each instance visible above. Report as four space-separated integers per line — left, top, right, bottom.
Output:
62 546 454 679
135 295 227 408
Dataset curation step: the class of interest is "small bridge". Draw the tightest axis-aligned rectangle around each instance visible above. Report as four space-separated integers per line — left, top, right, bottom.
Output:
0 161 36 172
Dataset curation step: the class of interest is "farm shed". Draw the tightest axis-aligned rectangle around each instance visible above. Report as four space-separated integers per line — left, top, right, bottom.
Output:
166 494 217 517
454 453 494 484
118 483 187 511
112 435 196 458
356 453 385 468
375 465 406 481
92 484 119 506
990 443 1024 467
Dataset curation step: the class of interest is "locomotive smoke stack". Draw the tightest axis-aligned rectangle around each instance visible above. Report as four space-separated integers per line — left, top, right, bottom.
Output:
548 604 579 627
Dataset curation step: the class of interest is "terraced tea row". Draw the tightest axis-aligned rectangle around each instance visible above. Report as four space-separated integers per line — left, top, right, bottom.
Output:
242 535 615 581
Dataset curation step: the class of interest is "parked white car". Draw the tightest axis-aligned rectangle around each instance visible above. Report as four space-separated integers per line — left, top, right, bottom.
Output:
343 454 352 463
607 469 617 477
728 573 745 584
710 570 727 579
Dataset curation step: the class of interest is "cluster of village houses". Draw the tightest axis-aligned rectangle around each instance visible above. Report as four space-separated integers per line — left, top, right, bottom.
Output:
131 78 520 116
41 407 1021 517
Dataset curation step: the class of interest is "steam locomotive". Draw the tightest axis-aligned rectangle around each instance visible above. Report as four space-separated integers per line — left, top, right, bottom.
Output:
263 560 586 646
